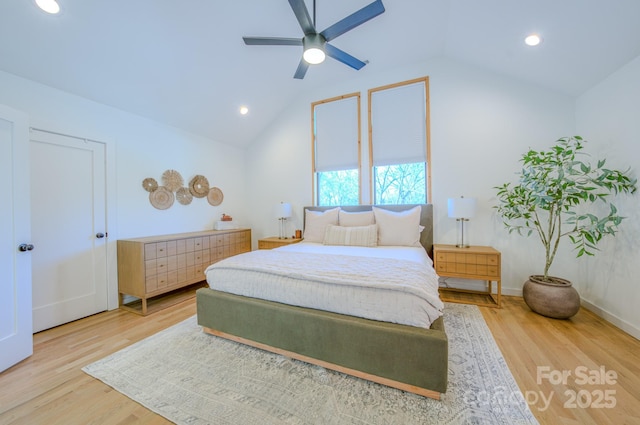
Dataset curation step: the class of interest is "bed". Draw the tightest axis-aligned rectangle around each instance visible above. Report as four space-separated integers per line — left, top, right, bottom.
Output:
196 204 448 399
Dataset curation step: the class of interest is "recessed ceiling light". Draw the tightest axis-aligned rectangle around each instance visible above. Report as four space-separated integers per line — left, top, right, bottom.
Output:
524 34 542 46
35 0 61 14
239 106 249 115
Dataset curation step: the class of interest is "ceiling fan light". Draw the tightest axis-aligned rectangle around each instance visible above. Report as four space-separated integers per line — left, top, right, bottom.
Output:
525 34 542 46
303 34 326 65
303 47 325 64
35 0 60 14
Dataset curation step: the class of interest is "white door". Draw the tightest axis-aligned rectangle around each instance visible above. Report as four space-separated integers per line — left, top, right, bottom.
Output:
30 130 108 333
0 105 32 372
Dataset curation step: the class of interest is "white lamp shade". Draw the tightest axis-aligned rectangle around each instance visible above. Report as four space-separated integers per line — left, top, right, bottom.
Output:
447 197 477 219
275 202 292 219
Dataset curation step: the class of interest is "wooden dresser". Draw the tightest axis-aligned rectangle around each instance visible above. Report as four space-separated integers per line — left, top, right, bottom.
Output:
117 228 251 315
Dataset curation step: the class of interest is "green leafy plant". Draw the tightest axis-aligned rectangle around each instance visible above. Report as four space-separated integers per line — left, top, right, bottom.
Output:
495 136 637 281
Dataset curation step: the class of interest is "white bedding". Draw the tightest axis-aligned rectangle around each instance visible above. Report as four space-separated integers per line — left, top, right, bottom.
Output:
204 242 444 328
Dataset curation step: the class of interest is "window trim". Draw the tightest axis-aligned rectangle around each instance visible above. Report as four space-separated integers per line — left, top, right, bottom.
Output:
367 77 432 203
311 92 362 205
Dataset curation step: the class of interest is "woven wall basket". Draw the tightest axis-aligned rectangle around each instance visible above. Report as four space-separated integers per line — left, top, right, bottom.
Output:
207 187 224 206
176 187 193 205
142 177 158 193
149 186 174 210
189 175 209 198
162 169 184 192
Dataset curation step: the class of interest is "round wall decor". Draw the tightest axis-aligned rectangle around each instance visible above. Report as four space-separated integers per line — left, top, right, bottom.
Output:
207 187 224 206
149 186 174 210
189 175 210 198
176 187 193 205
142 177 158 192
162 169 184 192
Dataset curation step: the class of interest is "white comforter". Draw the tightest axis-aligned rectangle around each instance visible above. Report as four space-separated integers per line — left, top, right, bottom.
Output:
204 242 444 328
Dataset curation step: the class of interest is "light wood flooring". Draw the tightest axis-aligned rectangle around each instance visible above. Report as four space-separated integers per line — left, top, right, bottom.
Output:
0 294 638 425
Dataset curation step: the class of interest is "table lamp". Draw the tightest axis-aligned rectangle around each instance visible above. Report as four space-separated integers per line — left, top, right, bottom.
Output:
276 202 292 239
447 196 477 248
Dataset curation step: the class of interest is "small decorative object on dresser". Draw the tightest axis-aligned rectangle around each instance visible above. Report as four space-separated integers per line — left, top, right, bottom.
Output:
258 236 302 250
117 228 251 315
434 244 501 308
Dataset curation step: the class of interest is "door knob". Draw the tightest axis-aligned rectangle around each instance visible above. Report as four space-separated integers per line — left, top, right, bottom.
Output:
18 244 34 252
96 232 105 239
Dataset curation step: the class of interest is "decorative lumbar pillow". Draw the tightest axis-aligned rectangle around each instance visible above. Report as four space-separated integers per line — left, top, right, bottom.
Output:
338 210 375 227
323 224 378 247
303 207 340 243
372 206 422 247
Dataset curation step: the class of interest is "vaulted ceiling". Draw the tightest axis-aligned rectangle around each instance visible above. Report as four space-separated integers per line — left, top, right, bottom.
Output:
1 0 640 147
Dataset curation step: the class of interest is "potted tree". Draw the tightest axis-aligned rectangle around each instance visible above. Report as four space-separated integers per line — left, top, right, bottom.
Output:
495 136 637 319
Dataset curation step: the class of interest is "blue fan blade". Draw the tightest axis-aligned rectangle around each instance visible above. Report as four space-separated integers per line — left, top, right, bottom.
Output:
294 58 309 79
288 0 316 35
325 43 366 70
243 37 302 46
320 0 385 42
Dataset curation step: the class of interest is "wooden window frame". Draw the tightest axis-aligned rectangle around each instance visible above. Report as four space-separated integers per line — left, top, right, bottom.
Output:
367 77 432 203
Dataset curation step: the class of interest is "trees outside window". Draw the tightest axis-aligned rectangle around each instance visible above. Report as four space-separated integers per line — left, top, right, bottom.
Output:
316 169 359 206
374 162 426 205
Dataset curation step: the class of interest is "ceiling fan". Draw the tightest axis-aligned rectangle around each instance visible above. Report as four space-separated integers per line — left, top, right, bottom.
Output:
243 0 385 79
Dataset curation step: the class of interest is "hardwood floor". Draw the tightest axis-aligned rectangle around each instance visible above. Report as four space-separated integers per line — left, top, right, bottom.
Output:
481 296 640 425
1 295 638 425
0 299 195 425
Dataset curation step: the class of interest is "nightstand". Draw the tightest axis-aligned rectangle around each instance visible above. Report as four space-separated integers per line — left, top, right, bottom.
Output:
258 237 303 250
433 244 501 308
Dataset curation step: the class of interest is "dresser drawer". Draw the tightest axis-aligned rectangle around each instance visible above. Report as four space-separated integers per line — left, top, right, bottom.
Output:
145 275 158 292
193 237 204 251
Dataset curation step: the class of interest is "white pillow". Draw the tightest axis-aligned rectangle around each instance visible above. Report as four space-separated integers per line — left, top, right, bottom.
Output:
323 224 378 247
372 206 422 247
303 207 340 243
338 210 375 227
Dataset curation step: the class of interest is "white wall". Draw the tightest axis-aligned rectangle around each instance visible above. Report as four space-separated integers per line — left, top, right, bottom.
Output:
575 55 640 338
246 57 577 293
0 70 248 309
4 49 637 337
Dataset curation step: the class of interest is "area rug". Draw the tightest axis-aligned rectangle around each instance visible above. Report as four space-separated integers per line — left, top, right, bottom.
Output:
83 303 538 424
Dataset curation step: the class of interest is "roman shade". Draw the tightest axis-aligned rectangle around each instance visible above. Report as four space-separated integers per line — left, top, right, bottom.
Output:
370 81 427 166
314 96 359 172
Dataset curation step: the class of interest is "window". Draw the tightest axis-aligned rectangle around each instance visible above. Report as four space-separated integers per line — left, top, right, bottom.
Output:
373 162 426 204
369 77 431 204
312 93 361 206
316 169 359 206
310 78 431 205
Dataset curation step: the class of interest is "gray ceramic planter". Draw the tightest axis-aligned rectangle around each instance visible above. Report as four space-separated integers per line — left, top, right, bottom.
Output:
523 275 580 319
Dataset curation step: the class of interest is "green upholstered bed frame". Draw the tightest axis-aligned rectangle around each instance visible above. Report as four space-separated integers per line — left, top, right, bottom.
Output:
196 204 448 399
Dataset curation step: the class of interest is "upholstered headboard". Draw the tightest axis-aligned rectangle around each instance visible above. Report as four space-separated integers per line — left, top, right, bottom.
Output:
303 204 434 257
